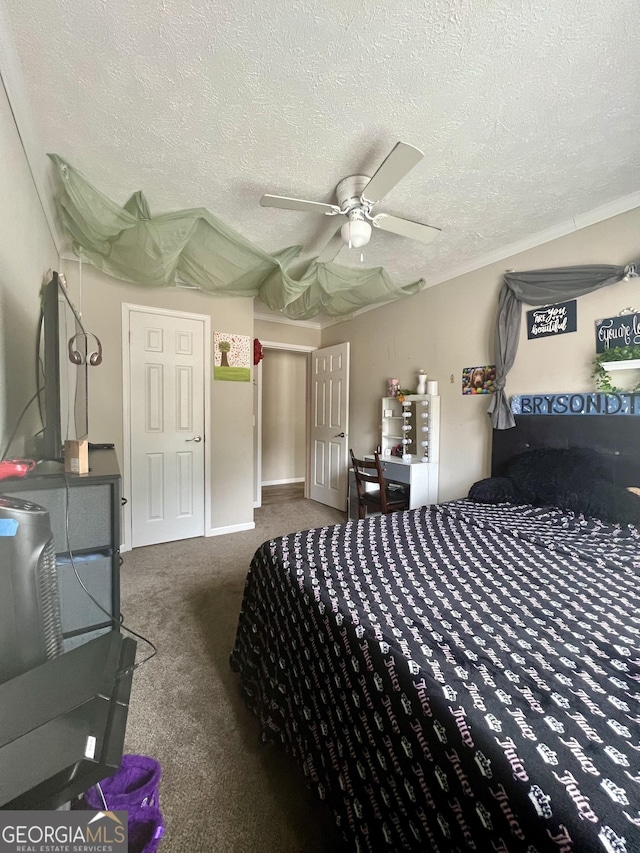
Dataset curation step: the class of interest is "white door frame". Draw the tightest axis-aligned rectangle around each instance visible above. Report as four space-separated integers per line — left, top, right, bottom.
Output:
253 358 263 508
255 340 317 507
121 303 212 552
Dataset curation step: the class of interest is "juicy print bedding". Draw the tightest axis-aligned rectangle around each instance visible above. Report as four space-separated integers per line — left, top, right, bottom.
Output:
231 500 640 852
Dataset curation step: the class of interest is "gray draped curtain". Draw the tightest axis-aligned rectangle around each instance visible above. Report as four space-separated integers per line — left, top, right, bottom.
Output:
488 262 640 429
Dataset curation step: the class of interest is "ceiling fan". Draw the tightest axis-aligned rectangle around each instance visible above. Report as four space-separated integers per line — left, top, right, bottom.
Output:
260 141 441 262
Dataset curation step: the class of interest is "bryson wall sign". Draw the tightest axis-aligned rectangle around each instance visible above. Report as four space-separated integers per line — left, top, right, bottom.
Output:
511 393 640 416
595 311 640 353
526 300 577 340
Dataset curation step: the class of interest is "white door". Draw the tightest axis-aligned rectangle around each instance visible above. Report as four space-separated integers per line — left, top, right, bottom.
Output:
310 342 350 510
129 309 206 547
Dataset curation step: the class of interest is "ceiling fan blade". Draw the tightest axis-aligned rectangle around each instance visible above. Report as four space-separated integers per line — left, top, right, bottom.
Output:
373 213 441 245
316 224 344 263
360 142 424 205
260 194 340 215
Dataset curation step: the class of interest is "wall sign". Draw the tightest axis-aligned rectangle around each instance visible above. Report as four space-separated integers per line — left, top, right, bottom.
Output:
595 311 640 353
511 393 640 416
526 300 577 340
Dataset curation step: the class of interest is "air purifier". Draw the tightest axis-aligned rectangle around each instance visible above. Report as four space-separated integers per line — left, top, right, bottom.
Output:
0 495 63 684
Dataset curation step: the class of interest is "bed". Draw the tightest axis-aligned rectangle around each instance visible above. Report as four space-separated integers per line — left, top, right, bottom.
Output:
230 413 640 852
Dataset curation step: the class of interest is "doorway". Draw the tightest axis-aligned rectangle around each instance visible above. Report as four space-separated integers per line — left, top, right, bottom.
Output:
254 341 314 508
254 341 350 512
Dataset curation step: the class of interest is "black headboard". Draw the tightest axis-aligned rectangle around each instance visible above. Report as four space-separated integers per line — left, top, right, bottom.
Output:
492 415 640 488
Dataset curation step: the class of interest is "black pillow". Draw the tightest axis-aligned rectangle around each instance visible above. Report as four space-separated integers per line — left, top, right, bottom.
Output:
553 481 640 527
467 477 516 504
469 448 640 526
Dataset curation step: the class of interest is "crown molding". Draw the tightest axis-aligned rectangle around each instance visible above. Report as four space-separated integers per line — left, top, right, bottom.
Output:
0 0 65 253
257 192 640 327
572 191 640 229
343 191 640 324
419 191 640 292
260 340 316 352
61 187 640 331
253 310 323 330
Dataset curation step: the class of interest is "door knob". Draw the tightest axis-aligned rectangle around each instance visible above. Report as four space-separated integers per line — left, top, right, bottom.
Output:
186 435 202 443
333 432 345 438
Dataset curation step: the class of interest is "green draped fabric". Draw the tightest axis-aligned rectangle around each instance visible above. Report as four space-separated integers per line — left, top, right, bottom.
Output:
50 155 426 320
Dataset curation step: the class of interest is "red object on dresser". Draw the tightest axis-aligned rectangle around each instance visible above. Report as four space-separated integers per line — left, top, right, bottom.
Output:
0 459 36 481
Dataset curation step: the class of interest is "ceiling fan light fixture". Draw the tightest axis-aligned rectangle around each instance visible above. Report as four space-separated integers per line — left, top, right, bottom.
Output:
340 218 372 249
261 141 440 262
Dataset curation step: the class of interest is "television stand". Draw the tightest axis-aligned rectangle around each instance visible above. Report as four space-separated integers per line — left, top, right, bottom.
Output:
0 630 136 809
1 449 122 651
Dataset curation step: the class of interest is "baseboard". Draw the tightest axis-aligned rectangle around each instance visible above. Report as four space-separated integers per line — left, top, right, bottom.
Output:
121 522 256 546
206 521 255 537
261 477 305 486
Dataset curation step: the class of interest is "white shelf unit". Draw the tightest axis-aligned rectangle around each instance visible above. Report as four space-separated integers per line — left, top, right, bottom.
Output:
381 394 440 463
601 359 640 371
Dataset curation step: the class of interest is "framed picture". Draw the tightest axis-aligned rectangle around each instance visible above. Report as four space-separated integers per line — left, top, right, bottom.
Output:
214 332 251 381
462 365 496 395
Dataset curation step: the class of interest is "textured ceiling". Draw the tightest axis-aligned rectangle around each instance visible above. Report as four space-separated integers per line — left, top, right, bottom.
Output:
5 0 640 308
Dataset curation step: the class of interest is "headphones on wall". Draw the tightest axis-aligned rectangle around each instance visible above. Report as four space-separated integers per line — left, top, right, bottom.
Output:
68 332 103 366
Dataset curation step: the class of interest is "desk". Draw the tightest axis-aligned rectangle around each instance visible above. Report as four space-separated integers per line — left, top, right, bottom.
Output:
348 456 439 520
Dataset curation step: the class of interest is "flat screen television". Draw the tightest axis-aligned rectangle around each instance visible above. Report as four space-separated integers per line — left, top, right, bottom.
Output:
40 272 89 461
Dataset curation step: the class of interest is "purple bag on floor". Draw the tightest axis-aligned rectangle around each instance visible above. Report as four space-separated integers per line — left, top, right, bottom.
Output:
83 754 164 853
127 805 165 853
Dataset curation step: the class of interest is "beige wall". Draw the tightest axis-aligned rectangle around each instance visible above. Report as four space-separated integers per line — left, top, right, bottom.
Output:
254 317 321 349
60 262 255 531
321 207 640 502
0 84 59 456
261 349 307 484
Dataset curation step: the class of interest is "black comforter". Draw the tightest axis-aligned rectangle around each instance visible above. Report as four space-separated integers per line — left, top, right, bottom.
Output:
230 501 640 852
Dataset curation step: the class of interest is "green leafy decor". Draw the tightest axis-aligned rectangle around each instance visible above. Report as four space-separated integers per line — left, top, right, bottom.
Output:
592 345 640 393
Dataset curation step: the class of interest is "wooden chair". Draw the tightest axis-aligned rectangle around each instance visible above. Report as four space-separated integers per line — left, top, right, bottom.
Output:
350 450 410 520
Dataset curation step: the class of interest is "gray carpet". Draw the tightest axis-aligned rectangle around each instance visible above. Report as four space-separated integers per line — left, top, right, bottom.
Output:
121 496 346 852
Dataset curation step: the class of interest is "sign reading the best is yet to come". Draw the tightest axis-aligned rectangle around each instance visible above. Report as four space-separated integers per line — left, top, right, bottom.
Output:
526 300 577 340
595 311 640 353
